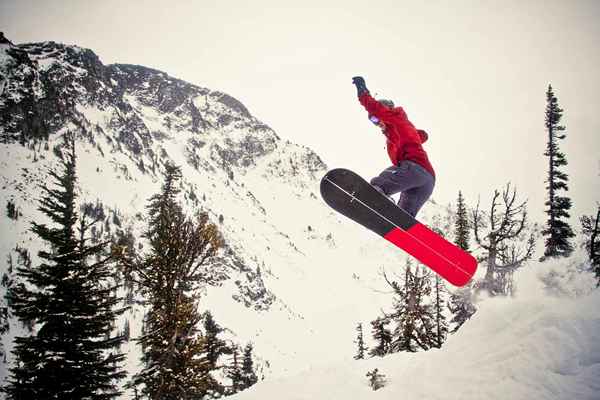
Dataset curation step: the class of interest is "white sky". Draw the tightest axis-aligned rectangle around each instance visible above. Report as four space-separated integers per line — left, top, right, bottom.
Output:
2 0 599 227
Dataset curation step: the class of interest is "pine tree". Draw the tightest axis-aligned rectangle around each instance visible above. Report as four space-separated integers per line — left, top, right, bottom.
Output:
122 319 131 342
384 265 436 353
366 368 386 391
581 206 600 283
226 345 243 394
6 199 19 220
241 343 258 389
447 284 477 333
120 163 224 399
203 311 231 370
542 84 575 259
354 323 367 360
454 191 470 251
432 275 449 348
5 134 126 399
0 247 27 366
369 317 391 357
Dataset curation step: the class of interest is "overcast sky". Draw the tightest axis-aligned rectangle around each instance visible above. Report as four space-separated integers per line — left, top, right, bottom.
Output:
2 0 599 228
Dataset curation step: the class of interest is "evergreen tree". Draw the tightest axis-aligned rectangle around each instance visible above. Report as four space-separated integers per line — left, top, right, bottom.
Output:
369 317 391 357
203 311 231 370
241 343 258 389
581 206 600 283
432 275 449 348
542 84 575 258
454 191 470 251
226 345 243 394
5 134 126 399
366 368 386 391
6 199 20 220
447 284 477 333
385 265 436 353
120 163 224 399
0 247 28 366
122 319 131 342
354 323 367 360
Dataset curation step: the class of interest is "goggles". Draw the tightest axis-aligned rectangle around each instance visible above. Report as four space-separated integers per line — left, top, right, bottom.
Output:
369 115 380 125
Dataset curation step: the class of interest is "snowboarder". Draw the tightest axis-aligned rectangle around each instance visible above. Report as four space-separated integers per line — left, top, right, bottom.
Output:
352 76 435 218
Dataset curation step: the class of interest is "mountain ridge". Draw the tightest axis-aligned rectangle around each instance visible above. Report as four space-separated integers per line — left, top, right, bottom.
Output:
0 35 407 387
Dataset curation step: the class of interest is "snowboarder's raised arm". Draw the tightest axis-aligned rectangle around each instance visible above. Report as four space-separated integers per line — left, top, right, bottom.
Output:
352 76 399 123
358 93 396 120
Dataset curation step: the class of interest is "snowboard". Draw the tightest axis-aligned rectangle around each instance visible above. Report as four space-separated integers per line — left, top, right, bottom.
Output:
320 168 477 287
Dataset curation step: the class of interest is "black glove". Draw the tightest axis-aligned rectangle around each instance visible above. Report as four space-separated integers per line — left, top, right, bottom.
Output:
352 76 369 96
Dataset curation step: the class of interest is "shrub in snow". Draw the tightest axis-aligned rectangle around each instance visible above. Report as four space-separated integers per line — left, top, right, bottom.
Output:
537 254 597 298
366 368 386 391
6 199 20 220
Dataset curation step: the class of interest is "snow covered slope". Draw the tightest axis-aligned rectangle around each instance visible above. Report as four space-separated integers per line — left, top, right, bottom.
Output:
231 257 600 400
0 37 421 382
1 36 599 400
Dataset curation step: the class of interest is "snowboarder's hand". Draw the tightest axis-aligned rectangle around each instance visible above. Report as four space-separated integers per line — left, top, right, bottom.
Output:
352 76 369 96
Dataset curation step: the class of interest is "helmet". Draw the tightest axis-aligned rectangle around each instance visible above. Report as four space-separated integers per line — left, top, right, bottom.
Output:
377 99 395 108
417 129 429 143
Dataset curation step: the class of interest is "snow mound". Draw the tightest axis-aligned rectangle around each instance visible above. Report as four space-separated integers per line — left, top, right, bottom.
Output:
231 257 600 400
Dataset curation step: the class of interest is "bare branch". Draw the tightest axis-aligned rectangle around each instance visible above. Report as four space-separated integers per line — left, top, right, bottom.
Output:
472 182 537 295
472 195 491 251
382 269 402 294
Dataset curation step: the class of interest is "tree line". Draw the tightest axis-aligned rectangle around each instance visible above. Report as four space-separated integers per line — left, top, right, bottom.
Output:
354 84 600 359
2 134 258 399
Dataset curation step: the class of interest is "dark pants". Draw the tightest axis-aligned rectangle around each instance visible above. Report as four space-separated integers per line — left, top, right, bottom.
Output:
370 161 435 217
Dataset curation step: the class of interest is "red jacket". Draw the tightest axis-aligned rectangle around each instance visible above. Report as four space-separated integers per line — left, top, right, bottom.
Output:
359 93 435 178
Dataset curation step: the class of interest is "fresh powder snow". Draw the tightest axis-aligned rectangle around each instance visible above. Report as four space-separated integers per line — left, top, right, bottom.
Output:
230 256 600 400
0 38 598 400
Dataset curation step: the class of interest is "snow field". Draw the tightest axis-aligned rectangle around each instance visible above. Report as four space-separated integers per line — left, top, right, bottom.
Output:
231 259 600 400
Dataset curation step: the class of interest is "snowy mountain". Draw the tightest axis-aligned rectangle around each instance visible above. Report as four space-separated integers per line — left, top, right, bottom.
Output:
1 34 599 399
0 35 415 384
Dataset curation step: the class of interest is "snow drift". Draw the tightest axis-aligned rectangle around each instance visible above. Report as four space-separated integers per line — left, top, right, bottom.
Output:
231 256 600 400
